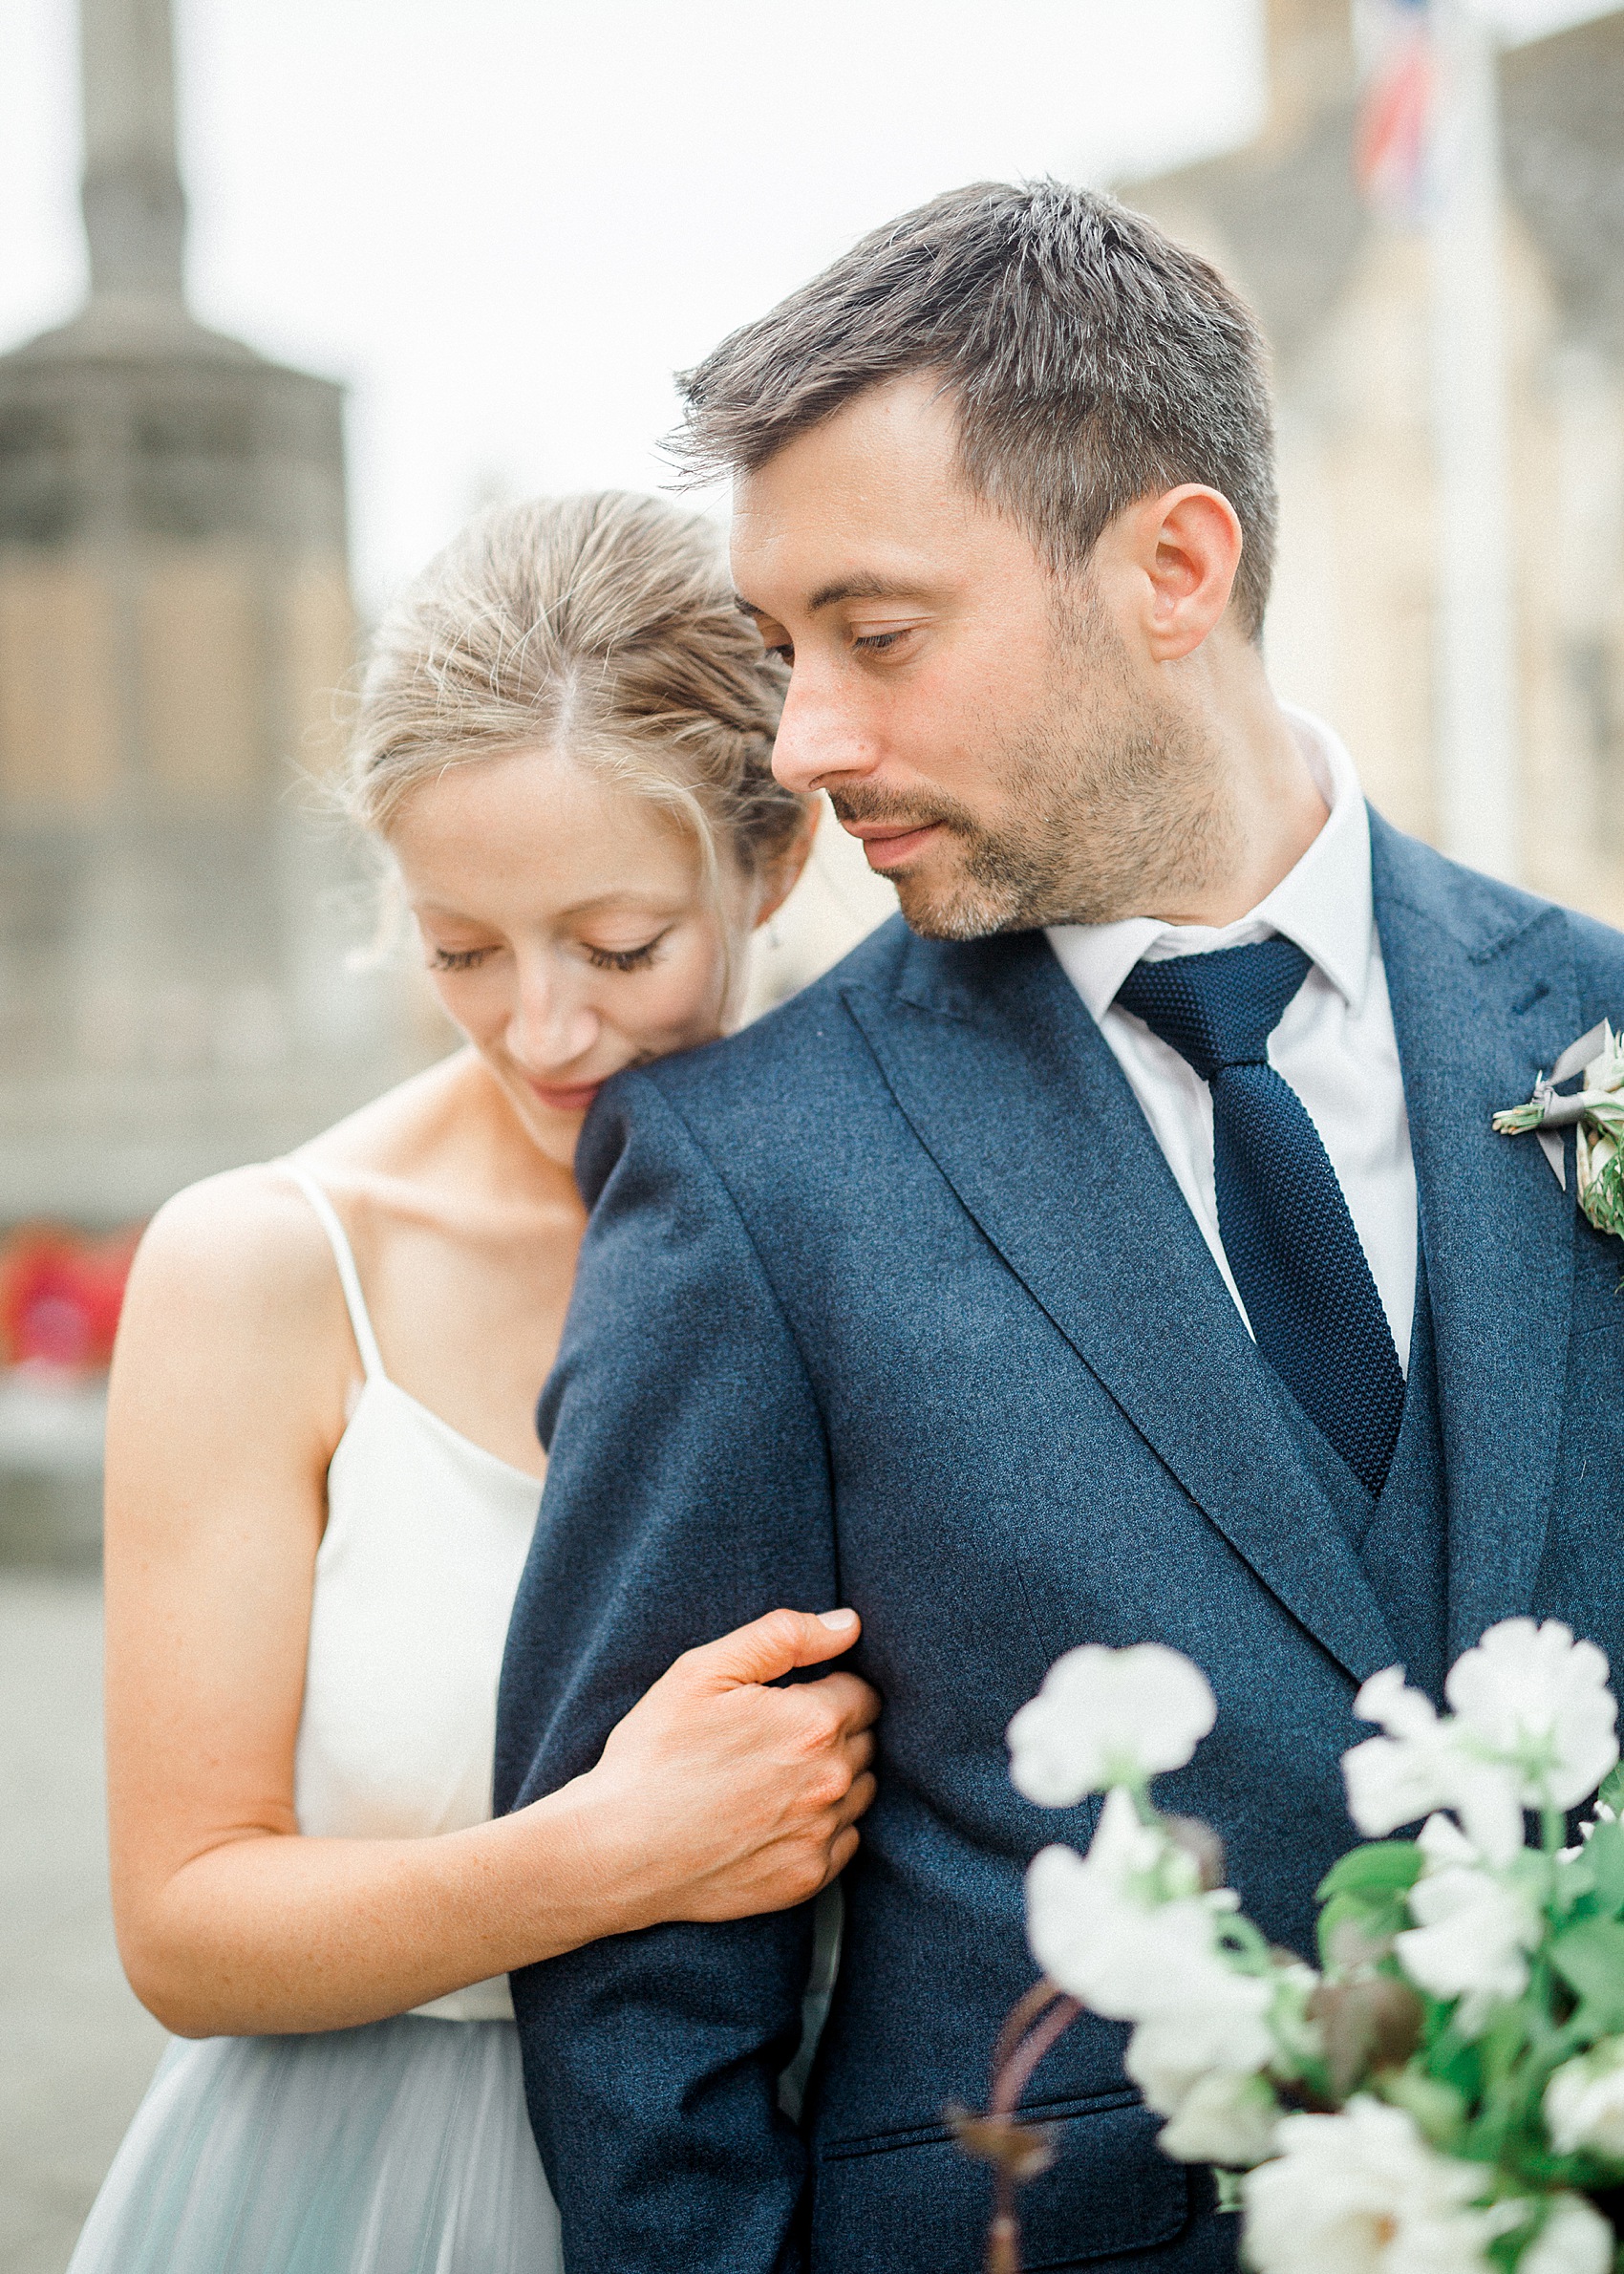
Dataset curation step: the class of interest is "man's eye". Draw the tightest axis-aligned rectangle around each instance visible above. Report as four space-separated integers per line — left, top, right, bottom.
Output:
853 630 910 654
764 642 794 667
431 946 494 972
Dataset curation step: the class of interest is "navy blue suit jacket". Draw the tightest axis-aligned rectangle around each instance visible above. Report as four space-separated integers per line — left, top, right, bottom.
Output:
495 816 1624 2273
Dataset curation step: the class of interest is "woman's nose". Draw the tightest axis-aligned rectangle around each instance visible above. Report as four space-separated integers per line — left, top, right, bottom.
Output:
506 967 599 1072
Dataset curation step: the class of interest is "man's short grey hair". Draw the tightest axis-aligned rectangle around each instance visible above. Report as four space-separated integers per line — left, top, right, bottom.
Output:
674 180 1277 640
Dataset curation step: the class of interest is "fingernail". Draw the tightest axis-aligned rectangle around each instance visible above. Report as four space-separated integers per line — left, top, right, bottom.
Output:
818 1608 858 1631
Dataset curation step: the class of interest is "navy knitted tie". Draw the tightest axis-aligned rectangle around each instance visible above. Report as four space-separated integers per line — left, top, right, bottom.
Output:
1117 937 1405 1495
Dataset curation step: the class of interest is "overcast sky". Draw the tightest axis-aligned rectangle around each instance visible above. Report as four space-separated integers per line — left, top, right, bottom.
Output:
0 0 1614 613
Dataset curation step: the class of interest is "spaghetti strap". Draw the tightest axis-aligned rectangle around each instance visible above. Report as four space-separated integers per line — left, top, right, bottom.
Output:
282 1160 387 1383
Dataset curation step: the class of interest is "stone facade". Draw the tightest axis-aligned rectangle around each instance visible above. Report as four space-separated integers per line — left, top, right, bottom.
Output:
0 0 434 1230
1127 0 1624 923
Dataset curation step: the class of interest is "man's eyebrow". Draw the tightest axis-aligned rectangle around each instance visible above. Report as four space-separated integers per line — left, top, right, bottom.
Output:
736 576 926 620
807 573 896 612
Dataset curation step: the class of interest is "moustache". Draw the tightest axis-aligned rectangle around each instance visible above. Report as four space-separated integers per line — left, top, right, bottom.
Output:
826 789 970 835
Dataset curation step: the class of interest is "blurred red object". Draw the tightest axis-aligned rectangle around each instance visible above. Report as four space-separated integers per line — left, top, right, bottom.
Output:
1354 0 1432 220
0 1222 143 1374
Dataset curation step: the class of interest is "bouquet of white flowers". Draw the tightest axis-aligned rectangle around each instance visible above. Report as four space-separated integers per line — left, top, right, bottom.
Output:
955 1621 1624 2274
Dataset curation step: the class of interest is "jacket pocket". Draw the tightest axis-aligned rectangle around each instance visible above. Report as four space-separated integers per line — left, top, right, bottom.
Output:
813 2090 1195 2271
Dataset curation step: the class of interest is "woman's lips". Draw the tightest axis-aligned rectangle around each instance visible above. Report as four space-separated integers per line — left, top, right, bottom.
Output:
526 1078 605 1114
840 820 942 871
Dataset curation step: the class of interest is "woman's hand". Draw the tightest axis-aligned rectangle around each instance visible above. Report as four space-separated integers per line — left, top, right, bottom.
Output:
576 1608 880 1931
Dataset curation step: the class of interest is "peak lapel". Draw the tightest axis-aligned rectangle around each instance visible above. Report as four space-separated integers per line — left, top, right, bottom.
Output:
842 930 1398 1686
1369 816 1577 1663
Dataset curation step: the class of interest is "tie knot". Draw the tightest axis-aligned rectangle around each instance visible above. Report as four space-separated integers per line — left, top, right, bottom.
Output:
1115 937 1312 1083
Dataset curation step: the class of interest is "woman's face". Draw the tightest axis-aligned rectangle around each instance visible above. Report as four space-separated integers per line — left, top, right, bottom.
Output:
390 745 780 1169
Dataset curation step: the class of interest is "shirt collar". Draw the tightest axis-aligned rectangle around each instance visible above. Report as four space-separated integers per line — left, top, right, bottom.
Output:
1045 707 1374 1022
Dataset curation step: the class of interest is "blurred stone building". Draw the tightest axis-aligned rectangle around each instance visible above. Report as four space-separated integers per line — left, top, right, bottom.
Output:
1129 0 1624 919
0 0 437 1550
0 0 432 1232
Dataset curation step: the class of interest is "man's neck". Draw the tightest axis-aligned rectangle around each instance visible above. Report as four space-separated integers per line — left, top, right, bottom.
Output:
1142 669 1329 931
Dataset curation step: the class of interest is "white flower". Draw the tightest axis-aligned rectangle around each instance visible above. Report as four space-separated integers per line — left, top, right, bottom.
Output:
1029 1790 1283 2169
1545 2039 1624 2161
1027 1789 1274 2076
1149 2063 1282 2168
1242 2098 1515 2274
1517 2193 1613 2274
1344 1669 1526 1863
1343 1627 1619 1863
1415 1812 1481 1869
1008 1642 1217 1805
1392 1816 1540 2031
1445 1620 1619 1815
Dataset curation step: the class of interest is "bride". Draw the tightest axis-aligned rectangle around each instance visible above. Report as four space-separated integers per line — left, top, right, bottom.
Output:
70 491 879 2274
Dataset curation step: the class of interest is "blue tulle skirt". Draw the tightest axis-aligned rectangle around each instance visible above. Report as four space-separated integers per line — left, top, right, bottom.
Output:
66 2016 562 2274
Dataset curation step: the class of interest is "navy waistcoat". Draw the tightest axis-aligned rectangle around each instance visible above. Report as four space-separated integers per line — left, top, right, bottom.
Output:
1271 1244 1449 1703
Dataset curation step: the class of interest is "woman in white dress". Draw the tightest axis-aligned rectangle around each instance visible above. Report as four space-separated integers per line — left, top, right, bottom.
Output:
71 492 879 2274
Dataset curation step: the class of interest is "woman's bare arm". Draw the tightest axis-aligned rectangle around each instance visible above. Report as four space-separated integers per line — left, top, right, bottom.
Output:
103 1170 876 2038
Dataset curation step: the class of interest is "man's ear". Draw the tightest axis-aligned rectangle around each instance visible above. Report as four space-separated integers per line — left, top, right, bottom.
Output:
751 802 818 930
1127 484 1244 662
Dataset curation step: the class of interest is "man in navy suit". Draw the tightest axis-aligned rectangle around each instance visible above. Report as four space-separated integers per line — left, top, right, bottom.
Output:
495 182 1624 2272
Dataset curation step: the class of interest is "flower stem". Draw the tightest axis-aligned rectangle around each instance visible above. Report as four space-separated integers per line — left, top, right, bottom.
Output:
989 1991 1084 2126
980 1986 1082 2274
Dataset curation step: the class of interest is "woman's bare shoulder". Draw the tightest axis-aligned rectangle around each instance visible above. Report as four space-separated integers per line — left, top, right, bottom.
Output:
109 1165 356 1485
132 1163 340 1306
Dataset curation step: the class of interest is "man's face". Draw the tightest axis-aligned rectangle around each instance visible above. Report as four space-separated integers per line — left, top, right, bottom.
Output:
731 372 1227 936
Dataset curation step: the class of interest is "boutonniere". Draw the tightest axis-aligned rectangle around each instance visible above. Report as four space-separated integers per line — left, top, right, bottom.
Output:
1493 1019 1624 1238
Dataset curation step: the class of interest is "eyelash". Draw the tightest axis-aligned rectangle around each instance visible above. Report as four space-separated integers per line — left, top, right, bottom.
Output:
766 629 913 670
585 936 667 973
432 933 670 976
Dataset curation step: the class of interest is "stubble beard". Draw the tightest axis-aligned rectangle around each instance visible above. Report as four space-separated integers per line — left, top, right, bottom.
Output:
835 594 1238 942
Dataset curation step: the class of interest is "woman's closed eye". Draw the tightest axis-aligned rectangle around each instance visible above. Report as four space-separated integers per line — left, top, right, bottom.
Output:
430 944 497 972
584 932 671 974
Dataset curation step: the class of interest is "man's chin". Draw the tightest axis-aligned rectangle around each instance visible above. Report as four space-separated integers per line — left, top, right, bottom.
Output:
892 868 1032 943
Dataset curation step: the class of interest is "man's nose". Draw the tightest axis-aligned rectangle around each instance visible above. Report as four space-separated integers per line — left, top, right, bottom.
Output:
771 665 883 797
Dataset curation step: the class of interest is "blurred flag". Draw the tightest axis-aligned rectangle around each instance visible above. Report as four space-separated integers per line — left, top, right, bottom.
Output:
1355 0 1434 216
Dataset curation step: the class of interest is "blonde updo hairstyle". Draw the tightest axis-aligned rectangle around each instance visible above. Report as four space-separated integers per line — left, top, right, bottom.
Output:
346 492 804 913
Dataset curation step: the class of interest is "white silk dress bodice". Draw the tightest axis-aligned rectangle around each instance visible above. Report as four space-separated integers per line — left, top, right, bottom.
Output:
286 1160 543 2022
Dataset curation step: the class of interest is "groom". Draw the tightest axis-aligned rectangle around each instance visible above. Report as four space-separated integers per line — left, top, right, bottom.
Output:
495 182 1624 2272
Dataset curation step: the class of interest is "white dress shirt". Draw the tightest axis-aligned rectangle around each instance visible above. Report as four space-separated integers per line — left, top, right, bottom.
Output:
1045 708 1417 1374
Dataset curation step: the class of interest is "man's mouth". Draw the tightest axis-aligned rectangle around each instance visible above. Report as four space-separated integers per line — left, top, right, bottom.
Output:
837 818 944 871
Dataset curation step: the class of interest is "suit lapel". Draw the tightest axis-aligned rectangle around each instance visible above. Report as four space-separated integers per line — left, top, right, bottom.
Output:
1369 815 1577 1663
842 928 1398 1685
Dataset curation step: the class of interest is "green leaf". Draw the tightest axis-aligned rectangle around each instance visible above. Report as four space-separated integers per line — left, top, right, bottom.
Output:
1580 1142 1624 1241
1549 1917 1624 2036
1597 1765 1624 1818
1378 2067 1467 2153
1317 1843 1424 1902
1586 1818 1624 1915
1318 1893 1409 1972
